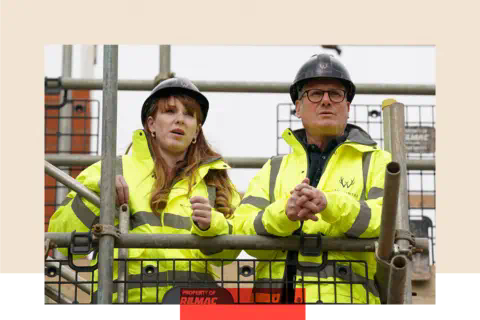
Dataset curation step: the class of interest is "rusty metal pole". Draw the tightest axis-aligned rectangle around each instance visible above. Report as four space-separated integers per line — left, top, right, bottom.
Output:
375 161 401 303
96 45 118 304
377 162 402 260
382 99 412 304
387 255 408 304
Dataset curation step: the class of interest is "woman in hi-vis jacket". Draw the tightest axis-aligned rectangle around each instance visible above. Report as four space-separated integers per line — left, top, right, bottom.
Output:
48 77 241 303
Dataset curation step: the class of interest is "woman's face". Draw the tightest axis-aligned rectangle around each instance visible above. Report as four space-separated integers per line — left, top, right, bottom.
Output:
147 96 201 157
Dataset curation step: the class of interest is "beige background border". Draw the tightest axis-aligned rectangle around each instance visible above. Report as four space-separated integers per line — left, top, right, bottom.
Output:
1 0 478 274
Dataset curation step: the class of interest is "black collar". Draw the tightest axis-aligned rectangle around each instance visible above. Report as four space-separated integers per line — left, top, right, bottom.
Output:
302 132 347 153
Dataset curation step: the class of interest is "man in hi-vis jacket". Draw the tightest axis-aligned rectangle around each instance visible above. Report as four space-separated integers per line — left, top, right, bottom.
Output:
235 54 391 304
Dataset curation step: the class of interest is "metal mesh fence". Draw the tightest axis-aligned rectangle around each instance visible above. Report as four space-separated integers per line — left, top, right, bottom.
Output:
45 256 375 304
276 103 436 264
44 94 100 231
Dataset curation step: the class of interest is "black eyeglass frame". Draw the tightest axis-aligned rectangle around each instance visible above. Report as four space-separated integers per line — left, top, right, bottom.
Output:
300 89 347 103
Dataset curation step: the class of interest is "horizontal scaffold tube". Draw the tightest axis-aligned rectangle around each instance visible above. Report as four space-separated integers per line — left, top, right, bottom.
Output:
45 233 429 253
46 78 436 95
45 154 435 171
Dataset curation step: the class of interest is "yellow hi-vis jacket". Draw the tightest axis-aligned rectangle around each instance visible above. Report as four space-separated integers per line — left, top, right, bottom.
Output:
234 125 391 304
48 129 241 303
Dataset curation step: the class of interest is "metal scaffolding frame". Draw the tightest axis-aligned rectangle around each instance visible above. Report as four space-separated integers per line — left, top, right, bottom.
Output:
46 77 435 95
44 154 435 171
44 45 435 304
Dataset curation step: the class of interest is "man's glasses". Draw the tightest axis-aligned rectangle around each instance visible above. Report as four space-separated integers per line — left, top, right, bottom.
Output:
300 89 346 103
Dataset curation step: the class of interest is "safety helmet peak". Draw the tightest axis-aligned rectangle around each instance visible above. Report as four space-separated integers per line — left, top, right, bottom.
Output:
141 77 209 125
289 54 356 103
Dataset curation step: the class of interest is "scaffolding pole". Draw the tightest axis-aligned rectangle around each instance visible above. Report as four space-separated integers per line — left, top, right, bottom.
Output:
96 45 118 304
54 47 72 265
382 99 413 304
44 232 429 253
375 161 401 303
45 154 435 171
46 78 435 95
159 45 171 79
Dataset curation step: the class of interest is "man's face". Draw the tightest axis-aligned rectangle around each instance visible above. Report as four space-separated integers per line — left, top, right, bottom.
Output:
295 78 350 137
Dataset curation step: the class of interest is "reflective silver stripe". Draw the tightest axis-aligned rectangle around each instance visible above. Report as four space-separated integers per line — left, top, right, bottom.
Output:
296 262 379 297
269 156 283 203
360 152 372 201
70 156 123 230
130 211 162 229
253 210 273 236
207 185 216 208
227 221 233 235
130 212 195 231
240 196 270 209
71 194 99 228
60 197 73 207
368 187 384 200
163 213 192 230
345 201 371 238
345 152 373 237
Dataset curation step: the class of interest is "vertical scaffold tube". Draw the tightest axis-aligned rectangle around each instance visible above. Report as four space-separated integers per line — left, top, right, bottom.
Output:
375 161 401 304
382 100 413 304
97 45 118 304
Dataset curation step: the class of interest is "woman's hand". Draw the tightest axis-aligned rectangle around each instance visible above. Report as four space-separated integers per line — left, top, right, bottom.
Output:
190 196 212 230
115 175 129 206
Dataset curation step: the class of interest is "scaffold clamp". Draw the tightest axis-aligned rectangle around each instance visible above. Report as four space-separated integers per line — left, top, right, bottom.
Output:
92 224 121 240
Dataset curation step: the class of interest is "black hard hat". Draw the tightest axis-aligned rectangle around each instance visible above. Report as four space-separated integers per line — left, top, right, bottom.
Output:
289 54 356 103
141 77 209 125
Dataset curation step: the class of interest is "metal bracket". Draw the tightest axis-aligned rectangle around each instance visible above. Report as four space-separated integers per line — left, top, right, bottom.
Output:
300 232 323 257
408 217 433 281
45 77 70 110
395 229 416 247
394 229 417 260
67 230 98 273
296 232 329 272
92 224 121 240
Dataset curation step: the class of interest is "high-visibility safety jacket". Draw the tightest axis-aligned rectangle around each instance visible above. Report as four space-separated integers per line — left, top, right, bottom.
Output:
48 129 241 303
234 125 391 304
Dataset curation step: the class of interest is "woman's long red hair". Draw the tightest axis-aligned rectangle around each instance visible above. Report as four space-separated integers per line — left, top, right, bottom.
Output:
144 94 236 218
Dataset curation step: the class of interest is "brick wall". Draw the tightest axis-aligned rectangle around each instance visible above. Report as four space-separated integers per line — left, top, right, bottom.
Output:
44 90 91 232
